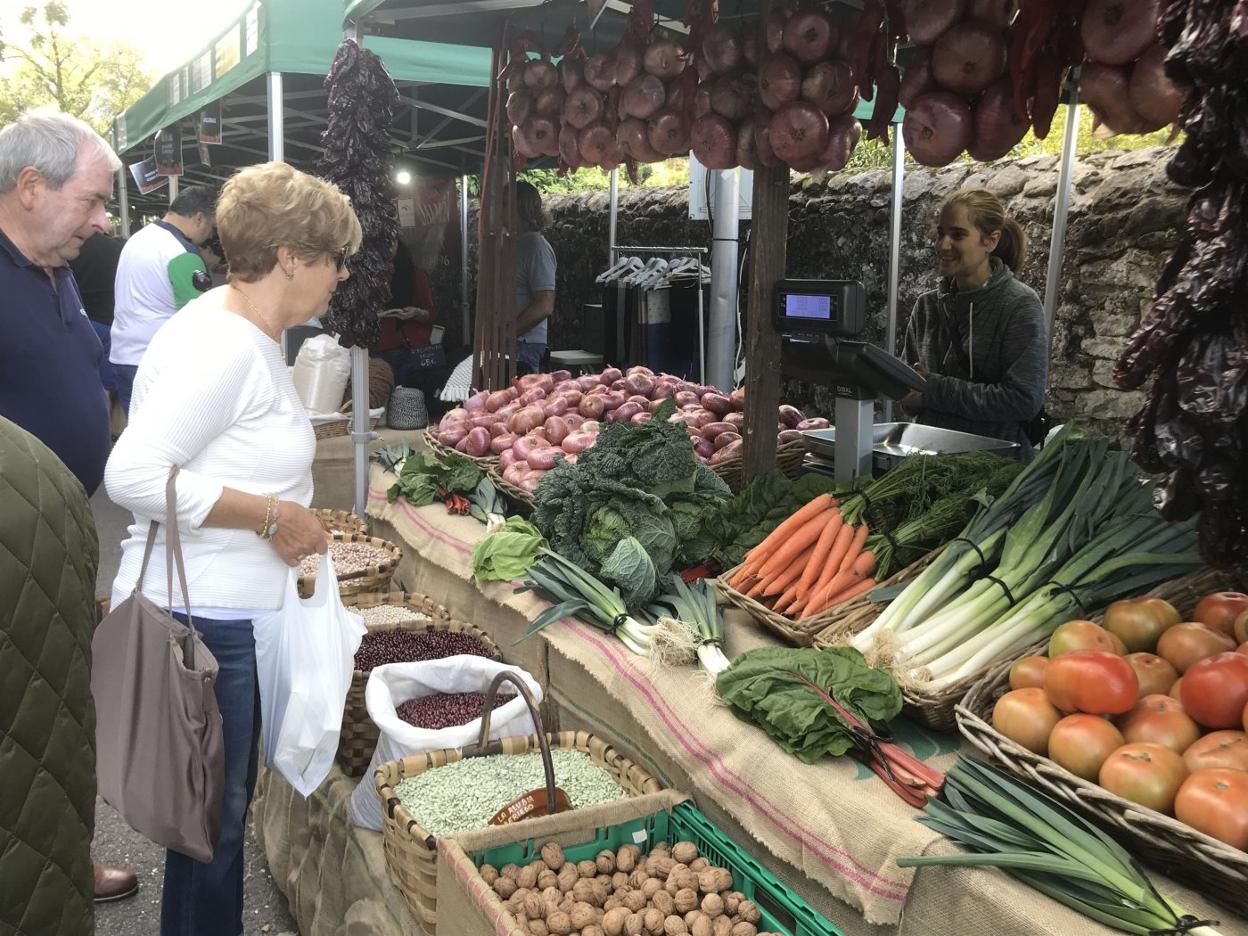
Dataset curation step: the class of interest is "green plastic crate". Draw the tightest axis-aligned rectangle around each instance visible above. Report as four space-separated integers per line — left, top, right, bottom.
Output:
473 801 844 936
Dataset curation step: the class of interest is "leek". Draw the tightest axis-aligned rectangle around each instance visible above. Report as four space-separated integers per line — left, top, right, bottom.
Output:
898 759 1223 935
648 577 732 675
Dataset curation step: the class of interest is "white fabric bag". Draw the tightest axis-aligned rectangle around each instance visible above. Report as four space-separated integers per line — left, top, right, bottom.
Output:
254 553 366 797
349 657 542 830
292 333 351 413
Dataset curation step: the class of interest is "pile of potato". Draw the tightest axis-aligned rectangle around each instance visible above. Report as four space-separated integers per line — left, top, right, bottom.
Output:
481 839 782 936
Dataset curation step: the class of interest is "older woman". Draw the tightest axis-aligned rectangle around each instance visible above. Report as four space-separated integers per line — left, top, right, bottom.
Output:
105 161 361 936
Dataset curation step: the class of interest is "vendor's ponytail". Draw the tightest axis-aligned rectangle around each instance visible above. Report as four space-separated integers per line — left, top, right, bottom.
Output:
942 188 1028 272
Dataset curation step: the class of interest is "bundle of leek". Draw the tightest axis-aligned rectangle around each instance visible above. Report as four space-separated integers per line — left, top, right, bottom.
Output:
898 759 1223 935
518 549 658 655
646 577 732 675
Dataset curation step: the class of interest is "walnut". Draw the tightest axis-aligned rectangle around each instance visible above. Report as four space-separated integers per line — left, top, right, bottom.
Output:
616 845 640 873
691 915 713 936
670 869 698 893
623 890 647 912
524 893 546 920
591 880 610 906
700 893 724 919
558 864 580 893
570 902 597 930
604 896 623 913
480 864 500 885
494 877 518 899
730 924 756 936
541 842 566 871
543 886 563 905
624 912 645 936
712 917 733 936
642 907 664 934
583 928 605 936
578 860 599 879
545 910 572 935
722 893 742 916
538 870 558 891
737 900 760 924
572 879 598 906
527 920 548 936
501 864 521 880
674 888 699 914
641 878 663 900
612 871 631 890
647 856 676 878
689 858 709 873
672 842 699 865
651 888 674 916
596 849 617 875
663 917 688 936
603 907 630 936
517 865 540 890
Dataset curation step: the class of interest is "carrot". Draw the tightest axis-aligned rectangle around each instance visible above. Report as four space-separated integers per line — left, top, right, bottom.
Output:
757 510 835 580
801 551 876 620
760 546 815 597
820 575 878 609
804 523 855 606
839 523 870 572
795 510 844 601
747 557 804 599
746 493 836 562
772 583 800 614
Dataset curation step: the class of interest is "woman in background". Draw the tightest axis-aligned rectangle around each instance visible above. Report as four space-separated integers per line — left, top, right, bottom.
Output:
373 238 436 385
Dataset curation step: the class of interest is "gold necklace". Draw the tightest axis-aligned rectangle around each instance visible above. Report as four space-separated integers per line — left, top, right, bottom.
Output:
230 285 280 342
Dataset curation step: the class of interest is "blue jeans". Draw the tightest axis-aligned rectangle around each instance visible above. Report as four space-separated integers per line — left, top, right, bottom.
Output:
114 362 139 416
91 320 117 392
162 615 260 936
516 341 546 373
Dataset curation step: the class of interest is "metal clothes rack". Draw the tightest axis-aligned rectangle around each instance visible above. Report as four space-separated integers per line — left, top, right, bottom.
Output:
607 244 710 382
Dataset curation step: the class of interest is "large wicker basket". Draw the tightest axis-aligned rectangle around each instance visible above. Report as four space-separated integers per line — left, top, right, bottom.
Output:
376 714 663 934
486 467 536 515
336 591 503 776
311 507 369 536
709 437 806 493
957 567 1244 915
422 427 499 469
297 533 401 599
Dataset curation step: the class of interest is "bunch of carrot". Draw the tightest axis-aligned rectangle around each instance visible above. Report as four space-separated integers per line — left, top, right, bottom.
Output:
728 493 878 621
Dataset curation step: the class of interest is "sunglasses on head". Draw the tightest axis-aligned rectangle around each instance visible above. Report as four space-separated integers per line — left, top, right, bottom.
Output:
333 247 349 271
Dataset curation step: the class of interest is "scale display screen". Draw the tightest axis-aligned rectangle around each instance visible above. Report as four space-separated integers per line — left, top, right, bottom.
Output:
785 293 834 320
773 279 866 336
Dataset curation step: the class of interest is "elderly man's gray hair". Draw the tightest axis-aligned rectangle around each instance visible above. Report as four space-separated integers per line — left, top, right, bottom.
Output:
0 108 122 193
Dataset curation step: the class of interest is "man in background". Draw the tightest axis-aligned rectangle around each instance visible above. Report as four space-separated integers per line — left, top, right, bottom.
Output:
70 230 125 429
109 184 217 413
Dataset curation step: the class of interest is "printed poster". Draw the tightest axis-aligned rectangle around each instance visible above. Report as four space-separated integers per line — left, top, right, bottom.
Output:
154 126 183 177
199 101 222 144
129 158 167 195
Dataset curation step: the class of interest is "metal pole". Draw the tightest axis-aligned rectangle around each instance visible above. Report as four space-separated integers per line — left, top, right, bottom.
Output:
117 167 131 238
707 168 739 390
168 175 179 204
461 174 470 346
1045 77 1080 340
351 346 371 518
608 167 619 261
267 71 285 162
883 126 905 422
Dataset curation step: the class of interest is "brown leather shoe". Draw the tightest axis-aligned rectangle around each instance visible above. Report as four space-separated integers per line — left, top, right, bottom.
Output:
93 863 139 902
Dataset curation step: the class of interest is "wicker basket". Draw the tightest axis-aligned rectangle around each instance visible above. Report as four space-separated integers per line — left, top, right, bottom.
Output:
422 427 499 469
487 467 535 515
709 438 806 493
375 674 664 935
336 591 502 776
312 405 380 440
297 533 401 599
956 567 1245 915
311 507 369 536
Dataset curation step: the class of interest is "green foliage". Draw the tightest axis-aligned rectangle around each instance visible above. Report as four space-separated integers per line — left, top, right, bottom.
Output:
386 451 482 506
599 537 658 610
715 646 903 764
517 158 690 194
471 517 547 582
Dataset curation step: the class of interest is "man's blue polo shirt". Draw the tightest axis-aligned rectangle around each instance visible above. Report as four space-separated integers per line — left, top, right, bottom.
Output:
0 227 111 495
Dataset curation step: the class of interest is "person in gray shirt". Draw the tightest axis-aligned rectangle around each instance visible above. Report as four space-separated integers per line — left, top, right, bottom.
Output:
514 180 556 372
901 188 1047 457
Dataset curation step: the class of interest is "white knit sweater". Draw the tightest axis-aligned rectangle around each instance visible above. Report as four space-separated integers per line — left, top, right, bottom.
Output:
106 287 315 613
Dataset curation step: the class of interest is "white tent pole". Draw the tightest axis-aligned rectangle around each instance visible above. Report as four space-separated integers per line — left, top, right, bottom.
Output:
267 71 285 162
168 175 179 204
883 124 905 422
461 174 470 344
707 168 739 391
117 168 131 238
608 167 619 261
1045 77 1080 340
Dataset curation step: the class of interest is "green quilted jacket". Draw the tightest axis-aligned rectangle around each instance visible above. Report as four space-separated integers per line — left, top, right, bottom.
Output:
0 416 99 935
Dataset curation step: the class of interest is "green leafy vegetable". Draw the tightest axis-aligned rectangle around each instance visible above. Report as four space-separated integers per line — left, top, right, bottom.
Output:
599 537 657 609
715 646 903 763
471 517 547 581
387 450 482 506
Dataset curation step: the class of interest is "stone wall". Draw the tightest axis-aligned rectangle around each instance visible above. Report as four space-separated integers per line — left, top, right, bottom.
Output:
429 148 1186 439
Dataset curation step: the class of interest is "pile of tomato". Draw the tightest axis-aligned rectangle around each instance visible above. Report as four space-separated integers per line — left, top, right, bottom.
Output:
991 590 1248 851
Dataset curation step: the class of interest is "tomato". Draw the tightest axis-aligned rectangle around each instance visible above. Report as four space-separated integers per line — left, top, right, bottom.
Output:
1193 592 1248 637
1180 652 1248 729
1044 651 1139 715
1098 742 1189 814
1104 598 1180 653
1240 643 1248 656
1182 731 1248 774
1156 622 1236 674
1174 769 1248 850
1124 653 1179 697
1119 695 1201 754
1048 620 1127 657
1048 714 1125 781
1169 677 1184 701
1008 656 1049 691
1235 609 1248 646
1244 699 1248 734
992 688 1062 755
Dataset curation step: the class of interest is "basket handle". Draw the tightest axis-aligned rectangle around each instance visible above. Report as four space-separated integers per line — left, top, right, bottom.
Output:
472 671 559 817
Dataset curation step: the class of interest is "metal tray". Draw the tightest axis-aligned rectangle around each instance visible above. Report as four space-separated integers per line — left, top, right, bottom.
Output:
803 422 1019 463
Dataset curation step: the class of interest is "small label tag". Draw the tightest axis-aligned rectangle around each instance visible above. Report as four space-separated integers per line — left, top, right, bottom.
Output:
632 830 648 845
488 787 573 826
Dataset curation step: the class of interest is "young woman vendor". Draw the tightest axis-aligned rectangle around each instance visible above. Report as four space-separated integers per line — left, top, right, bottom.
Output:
900 188 1047 457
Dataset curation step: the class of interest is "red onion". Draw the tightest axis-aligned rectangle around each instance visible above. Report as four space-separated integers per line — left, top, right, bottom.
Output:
818 114 863 171
755 116 783 167
709 439 743 464
901 0 967 45
614 41 644 87
968 0 1018 27
801 59 858 116
534 86 565 117
506 68 526 94
1079 62 1152 134
898 48 936 109
558 125 583 168
743 31 759 66
609 401 645 424
579 395 606 419
543 396 569 418
643 39 687 79
463 391 488 413
621 74 666 119
527 446 559 471
486 390 513 412
507 405 545 435
600 390 627 411
759 53 802 111
523 60 558 91
735 117 761 170
520 117 559 158
1080 0 1159 65
701 23 743 75
577 374 601 391
561 431 594 455
694 439 715 459
518 387 547 406
725 412 744 430
778 429 805 444
765 8 788 53
506 89 533 127
488 421 510 439
796 417 831 430
674 390 700 407
563 413 585 430
710 74 750 121
691 114 739 169
769 101 830 164
701 421 735 440
713 431 742 450
584 53 615 91
1128 44 1187 129
694 85 713 118
647 109 691 156
902 91 972 166
490 432 517 454
465 427 491 457
968 78 1029 161
542 416 570 446
783 9 835 64
560 56 585 93
702 392 733 415
512 123 540 159
617 118 663 162
623 373 655 395
499 448 520 470
578 123 615 163
778 405 806 428
439 426 468 447
932 22 1008 94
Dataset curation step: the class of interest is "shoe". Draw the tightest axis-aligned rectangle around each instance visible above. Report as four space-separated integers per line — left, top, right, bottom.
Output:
93 863 139 902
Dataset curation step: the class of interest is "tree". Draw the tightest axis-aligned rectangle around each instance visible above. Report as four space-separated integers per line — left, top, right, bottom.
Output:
0 2 152 134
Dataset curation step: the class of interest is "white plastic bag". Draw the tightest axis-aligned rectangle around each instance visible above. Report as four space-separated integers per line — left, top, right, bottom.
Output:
292 333 351 413
349 657 542 830
254 553 366 798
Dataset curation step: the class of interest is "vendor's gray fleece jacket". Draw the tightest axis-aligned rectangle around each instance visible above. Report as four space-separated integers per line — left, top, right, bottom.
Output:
902 257 1047 452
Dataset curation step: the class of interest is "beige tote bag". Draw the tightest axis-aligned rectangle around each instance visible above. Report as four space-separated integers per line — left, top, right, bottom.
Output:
93 468 224 863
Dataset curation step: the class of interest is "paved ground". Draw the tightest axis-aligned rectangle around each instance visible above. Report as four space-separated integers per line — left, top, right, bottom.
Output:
90 489 299 936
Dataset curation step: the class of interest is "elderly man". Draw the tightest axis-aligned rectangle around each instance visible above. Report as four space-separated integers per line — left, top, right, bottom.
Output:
0 109 140 906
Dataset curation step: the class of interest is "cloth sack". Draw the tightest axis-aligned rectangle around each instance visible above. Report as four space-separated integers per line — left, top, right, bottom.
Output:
292 333 351 413
93 468 225 863
349 657 542 830
254 553 366 797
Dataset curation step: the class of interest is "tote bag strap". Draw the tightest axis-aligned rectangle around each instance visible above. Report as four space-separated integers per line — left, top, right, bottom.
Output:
132 467 198 638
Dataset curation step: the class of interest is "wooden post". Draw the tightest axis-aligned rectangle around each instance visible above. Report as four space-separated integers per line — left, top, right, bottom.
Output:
741 0 789 481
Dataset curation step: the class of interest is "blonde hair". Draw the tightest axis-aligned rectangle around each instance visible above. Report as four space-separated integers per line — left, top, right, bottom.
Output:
216 161 362 282
940 188 1027 272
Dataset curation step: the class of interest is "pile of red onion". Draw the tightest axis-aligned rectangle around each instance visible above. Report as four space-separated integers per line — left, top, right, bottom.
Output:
427 366 821 491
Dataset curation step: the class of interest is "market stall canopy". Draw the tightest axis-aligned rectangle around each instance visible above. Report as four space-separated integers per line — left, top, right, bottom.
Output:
113 0 493 212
